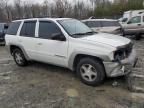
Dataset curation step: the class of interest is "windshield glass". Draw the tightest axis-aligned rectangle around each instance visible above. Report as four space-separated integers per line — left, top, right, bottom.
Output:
58 19 95 38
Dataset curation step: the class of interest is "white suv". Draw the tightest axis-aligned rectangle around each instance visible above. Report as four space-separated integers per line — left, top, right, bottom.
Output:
5 18 138 86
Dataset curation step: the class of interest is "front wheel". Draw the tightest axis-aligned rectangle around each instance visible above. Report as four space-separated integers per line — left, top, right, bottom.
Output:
13 48 28 66
76 58 105 86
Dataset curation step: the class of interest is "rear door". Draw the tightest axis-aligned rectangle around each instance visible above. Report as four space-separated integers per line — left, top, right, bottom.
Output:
18 20 38 59
123 16 142 34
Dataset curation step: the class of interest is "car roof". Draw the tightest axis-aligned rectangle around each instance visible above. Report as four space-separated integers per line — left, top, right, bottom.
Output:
82 19 118 22
12 18 72 22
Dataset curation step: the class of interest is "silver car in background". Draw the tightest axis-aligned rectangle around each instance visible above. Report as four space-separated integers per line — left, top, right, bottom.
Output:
82 19 122 35
120 11 144 40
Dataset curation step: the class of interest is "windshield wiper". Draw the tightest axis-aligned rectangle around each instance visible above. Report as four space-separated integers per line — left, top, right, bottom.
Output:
85 31 96 35
71 31 96 38
72 33 86 36
72 31 94 35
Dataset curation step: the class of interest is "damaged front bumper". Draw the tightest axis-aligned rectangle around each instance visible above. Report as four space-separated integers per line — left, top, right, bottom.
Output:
103 49 138 77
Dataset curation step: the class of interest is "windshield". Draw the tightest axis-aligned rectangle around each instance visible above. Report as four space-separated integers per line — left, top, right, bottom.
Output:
58 19 95 38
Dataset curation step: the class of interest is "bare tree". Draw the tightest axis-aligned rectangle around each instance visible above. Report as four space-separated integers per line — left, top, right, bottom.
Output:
0 0 11 21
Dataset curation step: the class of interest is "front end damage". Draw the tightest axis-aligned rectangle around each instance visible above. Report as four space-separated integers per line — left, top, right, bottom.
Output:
103 43 138 77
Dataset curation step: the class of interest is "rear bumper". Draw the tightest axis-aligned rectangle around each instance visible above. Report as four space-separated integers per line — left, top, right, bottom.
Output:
103 49 138 77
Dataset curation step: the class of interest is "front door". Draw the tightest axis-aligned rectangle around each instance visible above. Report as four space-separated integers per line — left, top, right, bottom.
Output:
35 21 68 67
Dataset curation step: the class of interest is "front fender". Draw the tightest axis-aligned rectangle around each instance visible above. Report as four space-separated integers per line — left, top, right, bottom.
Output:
68 50 111 71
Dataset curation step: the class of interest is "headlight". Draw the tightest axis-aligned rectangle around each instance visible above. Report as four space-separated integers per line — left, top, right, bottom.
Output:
114 50 126 61
113 42 133 62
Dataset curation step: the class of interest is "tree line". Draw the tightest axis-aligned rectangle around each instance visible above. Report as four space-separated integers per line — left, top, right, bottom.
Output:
0 0 143 22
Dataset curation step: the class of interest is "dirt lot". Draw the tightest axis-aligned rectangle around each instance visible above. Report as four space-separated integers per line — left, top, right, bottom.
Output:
0 37 144 108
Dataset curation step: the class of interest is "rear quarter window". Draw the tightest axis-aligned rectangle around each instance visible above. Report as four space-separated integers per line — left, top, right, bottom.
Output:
7 21 21 35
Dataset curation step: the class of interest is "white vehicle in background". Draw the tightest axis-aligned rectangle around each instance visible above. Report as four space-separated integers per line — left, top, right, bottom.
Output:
120 10 144 24
120 10 144 40
82 19 122 35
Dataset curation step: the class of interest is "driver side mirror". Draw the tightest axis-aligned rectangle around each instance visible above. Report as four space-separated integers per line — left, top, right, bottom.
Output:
51 33 66 41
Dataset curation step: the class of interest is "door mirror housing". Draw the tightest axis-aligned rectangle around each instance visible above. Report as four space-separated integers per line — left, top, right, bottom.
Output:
51 33 66 41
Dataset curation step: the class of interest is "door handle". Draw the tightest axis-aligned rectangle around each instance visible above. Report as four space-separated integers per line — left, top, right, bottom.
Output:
138 24 141 26
37 43 42 45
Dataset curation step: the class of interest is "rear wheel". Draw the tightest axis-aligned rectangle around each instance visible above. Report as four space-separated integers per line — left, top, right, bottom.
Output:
13 48 28 66
76 58 105 86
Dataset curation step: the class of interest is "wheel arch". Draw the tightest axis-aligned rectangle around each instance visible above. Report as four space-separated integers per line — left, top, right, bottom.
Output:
10 45 21 55
70 53 105 72
9 44 30 60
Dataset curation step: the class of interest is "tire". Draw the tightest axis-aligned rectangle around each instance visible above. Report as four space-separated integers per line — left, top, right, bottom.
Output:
13 48 28 66
76 57 105 86
135 34 142 40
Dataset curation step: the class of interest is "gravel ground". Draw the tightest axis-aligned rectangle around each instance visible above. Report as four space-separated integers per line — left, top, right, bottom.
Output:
0 37 144 108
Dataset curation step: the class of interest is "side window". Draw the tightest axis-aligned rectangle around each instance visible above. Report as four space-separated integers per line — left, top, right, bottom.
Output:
101 21 120 27
83 21 88 26
101 21 112 27
20 21 36 37
4 24 9 30
7 21 21 35
86 21 101 28
128 16 141 24
39 21 62 39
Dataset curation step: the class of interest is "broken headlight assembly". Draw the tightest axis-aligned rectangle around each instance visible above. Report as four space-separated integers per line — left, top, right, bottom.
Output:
113 42 133 62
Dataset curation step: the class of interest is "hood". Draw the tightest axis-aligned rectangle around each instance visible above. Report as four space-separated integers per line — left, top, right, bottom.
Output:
81 33 131 48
